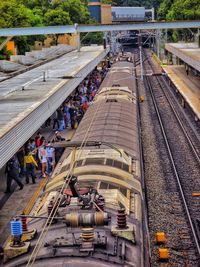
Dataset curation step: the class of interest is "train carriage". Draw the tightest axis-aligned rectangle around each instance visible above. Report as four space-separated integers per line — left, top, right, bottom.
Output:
4 59 150 267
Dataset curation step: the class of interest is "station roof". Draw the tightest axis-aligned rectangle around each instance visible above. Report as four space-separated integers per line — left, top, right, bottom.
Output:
165 43 200 72
0 46 109 169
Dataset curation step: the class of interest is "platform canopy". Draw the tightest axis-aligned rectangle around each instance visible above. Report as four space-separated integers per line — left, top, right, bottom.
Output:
0 46 109 169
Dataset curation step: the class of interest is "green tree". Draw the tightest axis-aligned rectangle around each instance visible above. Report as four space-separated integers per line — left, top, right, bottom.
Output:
51 0 90 24
23 0 51 16
44 9 72 26
102 0 112 4
158 0 173 20
166 0 200 21
0 0 42 28
158 0 200 41
0 44 13 60
43 0 90 45
81 32 104 45
0 0 43 55
44 8 72 44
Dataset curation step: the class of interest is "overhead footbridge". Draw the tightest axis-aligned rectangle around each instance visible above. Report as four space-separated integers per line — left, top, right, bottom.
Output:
0 46 109 169
0 21 200 51
0 21 200 37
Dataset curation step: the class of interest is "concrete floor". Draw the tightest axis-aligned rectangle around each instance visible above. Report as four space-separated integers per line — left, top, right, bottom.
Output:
163 64 200 119
165 43 200 72
0 127 71 245
167 65 200 97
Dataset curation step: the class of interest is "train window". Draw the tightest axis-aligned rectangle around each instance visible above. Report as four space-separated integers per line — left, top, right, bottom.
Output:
106 99 118 103
60 164 70 173
112 84 120 87
105 159 129 172
119 187 127 196
108 184 117 189
99 182 109 189
122 163 129 172
85 158 105 165
113 160 123 169
106 158 114 166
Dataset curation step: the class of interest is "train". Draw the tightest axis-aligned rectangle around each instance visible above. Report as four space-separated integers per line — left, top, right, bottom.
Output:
4 55 150 267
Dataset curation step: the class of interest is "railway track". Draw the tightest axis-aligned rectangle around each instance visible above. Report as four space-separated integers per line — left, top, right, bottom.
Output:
143 50 200 264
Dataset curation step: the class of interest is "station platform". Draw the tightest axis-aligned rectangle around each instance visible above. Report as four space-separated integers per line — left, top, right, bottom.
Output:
165 42 200 72
162 65 200 120
0 126 74 245
0 46 109 169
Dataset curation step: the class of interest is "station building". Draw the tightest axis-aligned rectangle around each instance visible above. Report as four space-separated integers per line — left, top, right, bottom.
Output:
88 0 154 24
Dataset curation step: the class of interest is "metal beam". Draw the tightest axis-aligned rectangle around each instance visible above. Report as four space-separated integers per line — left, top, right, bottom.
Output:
0 25 76 36
0 21 200 37
78 21 200 32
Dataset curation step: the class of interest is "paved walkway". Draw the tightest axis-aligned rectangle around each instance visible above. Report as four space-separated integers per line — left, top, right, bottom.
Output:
162 65 200 120
165 43 200 72
0 126 73 245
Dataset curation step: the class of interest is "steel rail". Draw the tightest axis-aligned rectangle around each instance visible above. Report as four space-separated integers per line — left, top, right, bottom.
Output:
161 75 200 144
157 76 200 165
147 57 200 165
144 70 200 256
133 49 151 267
0 21 200 37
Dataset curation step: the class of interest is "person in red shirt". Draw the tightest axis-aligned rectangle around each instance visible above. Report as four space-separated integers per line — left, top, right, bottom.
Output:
91 91 95 100
82 101 89 113
35 132 42 147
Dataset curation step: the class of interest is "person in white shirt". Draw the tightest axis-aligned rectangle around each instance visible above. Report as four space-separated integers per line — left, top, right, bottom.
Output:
38 143 48 178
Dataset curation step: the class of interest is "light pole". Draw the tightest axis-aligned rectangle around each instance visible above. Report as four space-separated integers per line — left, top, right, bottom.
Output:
138 32 143 81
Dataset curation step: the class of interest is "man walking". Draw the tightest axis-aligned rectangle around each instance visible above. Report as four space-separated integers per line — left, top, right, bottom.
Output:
5 156 23 193
57 107 65 131
46 143 55 175
24 149 38 184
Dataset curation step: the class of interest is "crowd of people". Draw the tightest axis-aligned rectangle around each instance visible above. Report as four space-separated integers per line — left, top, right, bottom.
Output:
45 67 106 131
4 66 109 193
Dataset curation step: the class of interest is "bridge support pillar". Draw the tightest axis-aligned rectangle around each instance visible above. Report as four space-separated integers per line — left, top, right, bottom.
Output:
77 32 80 52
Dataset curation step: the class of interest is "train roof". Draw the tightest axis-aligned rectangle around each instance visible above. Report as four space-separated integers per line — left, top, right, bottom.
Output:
72 61 138 158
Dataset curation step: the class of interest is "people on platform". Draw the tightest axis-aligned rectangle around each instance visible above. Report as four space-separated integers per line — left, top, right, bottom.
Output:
16 147 25 177
3 66 107 193
52 111 59 130
24 149 38 184
5 156 23 193
38 142 48 178
46 142 55 175
35 132 42 147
